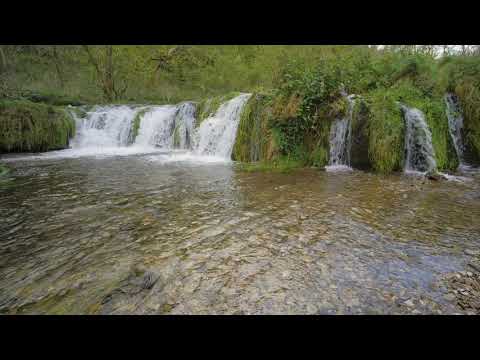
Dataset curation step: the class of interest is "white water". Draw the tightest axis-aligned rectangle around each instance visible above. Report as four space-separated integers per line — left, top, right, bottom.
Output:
445 93 466 166
71 105 143 149
174 102 197 150
401 104 437 173
7 94 251 162
326 95 355 171
192 93 251 158
134 106 178 148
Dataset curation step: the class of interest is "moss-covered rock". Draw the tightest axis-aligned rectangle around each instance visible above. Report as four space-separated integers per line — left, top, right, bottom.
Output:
0 100 75 153
350 98 371 170
232 93 275 162
128 107 150 144
455 82 480 164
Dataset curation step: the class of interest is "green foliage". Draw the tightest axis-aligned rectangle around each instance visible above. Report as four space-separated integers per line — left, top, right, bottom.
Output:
232 93 273 162
2 45 480 171
364 89 405 173
0 100 75 153
238 156 304 173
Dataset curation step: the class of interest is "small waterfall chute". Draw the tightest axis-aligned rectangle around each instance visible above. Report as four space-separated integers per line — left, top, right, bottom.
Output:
192 93 251 159
401 104 437 174
133 106 179 148
173 102 197 150
445 93 467 167
326 94 355 171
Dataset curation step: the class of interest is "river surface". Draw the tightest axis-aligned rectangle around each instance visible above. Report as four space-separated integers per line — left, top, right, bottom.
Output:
1 151 480 314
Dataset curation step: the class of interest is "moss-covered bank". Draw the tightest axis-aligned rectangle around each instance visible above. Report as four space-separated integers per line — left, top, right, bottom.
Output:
235 84 461 174
0 100 75 153
0 163 9 176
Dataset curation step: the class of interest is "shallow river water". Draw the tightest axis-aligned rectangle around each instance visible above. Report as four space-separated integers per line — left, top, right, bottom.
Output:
1 151 480 314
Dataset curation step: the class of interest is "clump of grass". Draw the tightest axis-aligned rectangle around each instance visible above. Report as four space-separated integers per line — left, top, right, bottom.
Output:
455 81 480 162
232 93 273 162
237 156 304 173
365 89 405 173
0 99 75 153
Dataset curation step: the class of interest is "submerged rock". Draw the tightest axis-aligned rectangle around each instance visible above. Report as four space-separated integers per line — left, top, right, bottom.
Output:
425 171 447 181
98 265 161 314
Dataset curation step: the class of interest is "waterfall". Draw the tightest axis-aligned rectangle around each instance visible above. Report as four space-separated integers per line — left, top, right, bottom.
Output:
71 105 143 149
192 93 251 159
327 95 355 170
445 93 466 166
133 106 178 148
173 102 197 150
66 94 250 160
401 104 437 173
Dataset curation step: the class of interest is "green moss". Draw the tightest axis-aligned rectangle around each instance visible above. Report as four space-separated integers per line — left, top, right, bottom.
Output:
232 93 273 162
238 156 304 173
0 163 9 176
0 100 75 153
350 98 371 169
455 82 480 163
173 124 181 148
129 107 150 143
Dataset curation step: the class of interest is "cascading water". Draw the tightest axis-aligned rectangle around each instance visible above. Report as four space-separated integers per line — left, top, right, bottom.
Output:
173 102 197 149
327 95 355 170
133 106 178 148
445 93 466 166
71 105 143 148
401 104 437 173
192 93 251 159
64 94 251 161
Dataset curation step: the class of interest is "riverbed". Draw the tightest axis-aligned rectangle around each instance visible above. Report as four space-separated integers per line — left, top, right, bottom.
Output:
1 151 480 314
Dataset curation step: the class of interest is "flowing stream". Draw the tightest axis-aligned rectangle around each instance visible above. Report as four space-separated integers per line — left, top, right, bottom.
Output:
327 95 355 171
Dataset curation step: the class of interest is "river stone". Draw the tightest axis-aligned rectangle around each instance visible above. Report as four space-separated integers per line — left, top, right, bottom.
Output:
464 249 480 256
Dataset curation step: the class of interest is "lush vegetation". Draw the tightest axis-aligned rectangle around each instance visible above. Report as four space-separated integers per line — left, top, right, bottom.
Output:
1 45 480 172
0 100 75 152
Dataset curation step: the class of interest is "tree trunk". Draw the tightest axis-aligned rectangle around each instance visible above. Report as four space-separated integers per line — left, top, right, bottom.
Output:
83 45 114 101
52 46 64 88
0 46 7 72
104 45 115 100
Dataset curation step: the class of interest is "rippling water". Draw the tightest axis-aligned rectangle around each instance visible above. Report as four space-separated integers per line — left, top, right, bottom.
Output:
1 152 480 314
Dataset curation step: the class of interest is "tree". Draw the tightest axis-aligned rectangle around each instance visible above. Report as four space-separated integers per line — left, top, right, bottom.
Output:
83 45 127 101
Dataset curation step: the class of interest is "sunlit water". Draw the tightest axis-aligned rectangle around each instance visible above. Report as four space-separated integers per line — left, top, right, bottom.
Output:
1 153 480 314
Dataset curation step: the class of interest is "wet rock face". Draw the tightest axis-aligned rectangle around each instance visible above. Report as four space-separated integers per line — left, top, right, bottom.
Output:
350 101 371 170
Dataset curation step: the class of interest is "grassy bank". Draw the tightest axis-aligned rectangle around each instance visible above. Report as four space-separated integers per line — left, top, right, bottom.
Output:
0 100 75 153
